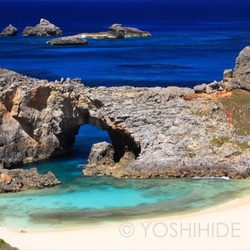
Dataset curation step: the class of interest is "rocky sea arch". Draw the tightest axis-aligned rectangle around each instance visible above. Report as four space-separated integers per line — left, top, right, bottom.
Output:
2 46 250 181
0 69 141 169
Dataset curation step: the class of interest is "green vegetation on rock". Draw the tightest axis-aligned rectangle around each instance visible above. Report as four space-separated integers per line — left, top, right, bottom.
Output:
217 89 250 135
0 239 8 246
235 141 250 151
0 239 18 250
211 136 230 147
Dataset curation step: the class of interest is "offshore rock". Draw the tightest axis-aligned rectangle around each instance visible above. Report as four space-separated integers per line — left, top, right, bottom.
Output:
1 47 250 179
76 23 152 39
1 24 18 36
46 36 88 46
107 24 125 39
116 24 151 37
107 23 152 38
0 168 60 193
23 18 62 36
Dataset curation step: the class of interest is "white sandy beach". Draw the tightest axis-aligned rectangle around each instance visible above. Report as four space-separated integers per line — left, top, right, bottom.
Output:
1 196 250 250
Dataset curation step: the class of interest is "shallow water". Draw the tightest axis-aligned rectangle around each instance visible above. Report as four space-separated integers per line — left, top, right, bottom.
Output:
0 125 250 230
1 170 250 230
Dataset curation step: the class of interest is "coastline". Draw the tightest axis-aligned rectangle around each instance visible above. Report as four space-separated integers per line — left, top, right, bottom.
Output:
1 195 250 250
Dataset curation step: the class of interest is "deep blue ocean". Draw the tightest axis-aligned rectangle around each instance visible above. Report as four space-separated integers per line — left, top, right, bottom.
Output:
1 0 250 230
1 0 250 87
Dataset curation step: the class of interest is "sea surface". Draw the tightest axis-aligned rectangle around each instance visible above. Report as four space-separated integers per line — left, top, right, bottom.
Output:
1 0 250 230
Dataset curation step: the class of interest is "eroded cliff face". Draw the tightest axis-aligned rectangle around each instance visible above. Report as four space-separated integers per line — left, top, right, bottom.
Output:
226 46 250 91
1 46 250 179
0 69 141 170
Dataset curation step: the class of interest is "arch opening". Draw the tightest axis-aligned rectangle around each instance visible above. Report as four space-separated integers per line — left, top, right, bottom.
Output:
72 124 111 161
53 111 141 170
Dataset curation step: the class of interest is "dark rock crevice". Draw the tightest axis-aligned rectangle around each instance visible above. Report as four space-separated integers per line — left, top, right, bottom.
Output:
108 128 141 162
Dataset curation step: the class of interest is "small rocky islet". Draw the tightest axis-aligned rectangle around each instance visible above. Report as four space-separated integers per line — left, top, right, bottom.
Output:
1 46 250 193
46 23 152 45
75 23 152 39
0 19 62 37
0 24 18 36
22 18 62 36
1 19 152 46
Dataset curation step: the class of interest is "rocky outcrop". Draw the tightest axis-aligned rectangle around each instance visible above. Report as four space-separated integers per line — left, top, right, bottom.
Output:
107 24 125 39
223 69 233 80
88 142 115 168
194 68 234 94
226 46 250 91
46 36 88 46
194 80 224 94
23 18 62 36
76 23 152 39
109 24 151 38
0 168 59 193
193 83 207 94
2 46 250 179
1 24 18 36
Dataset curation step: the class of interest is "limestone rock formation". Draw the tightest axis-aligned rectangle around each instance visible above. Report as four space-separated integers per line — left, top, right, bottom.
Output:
2 46 250 179
76 23 152 39
1 24 18 36
0 168 60 193
108 24 125 39
223 69 233 80
46 36 88 46
108 24 151 38
88 142 114 166
226 46 250 91
23 18 62 36
194 80 224 94
194 83 207 94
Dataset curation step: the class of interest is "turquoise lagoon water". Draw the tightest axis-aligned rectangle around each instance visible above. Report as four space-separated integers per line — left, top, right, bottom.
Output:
1 163 250 230
0 125 250 230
